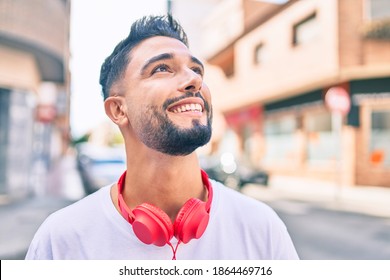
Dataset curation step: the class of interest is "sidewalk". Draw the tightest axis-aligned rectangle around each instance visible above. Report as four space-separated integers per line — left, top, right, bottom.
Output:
0 153 86 260
243 175 390 218
0 196 73 259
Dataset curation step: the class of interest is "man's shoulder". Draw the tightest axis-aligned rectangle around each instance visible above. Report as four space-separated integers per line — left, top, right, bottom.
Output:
25 186 116 259
46 186 110 225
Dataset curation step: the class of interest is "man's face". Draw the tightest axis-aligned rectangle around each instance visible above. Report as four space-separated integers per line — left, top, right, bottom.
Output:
119 36 213 156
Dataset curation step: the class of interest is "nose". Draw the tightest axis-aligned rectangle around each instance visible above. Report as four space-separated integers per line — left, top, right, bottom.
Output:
178 68 203 93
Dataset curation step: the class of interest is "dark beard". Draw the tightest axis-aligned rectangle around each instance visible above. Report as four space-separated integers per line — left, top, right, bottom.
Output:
137 96 212 156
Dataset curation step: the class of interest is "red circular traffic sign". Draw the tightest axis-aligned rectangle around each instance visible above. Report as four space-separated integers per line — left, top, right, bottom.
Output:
325 87 351 116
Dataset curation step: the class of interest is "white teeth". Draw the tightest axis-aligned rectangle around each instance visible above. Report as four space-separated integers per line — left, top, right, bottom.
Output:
172 103 203 113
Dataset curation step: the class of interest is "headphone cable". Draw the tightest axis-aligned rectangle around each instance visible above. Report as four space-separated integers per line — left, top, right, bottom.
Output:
168 241 181 260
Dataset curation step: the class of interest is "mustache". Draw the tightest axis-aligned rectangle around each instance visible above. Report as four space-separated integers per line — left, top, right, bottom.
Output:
162 92 211 113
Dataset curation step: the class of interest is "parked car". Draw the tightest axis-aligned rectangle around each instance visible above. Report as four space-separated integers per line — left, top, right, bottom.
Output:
199 152 269 190
76 143 126 194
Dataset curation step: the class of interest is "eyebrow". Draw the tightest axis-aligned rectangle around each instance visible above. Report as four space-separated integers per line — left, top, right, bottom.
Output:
140 53 204 75
191 56 204 71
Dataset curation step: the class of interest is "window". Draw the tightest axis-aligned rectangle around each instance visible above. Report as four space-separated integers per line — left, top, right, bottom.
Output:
264 117 296 135
263 116 298 164
305 111 336 166
367 0 390 20
306 112 332 132
293 12 319 46
370 110 390 167
254 43 267 65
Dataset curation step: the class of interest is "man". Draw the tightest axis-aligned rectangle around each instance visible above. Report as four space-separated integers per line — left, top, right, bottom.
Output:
26 15 298 260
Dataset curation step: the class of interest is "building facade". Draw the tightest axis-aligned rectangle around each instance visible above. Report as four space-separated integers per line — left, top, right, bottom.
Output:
200 0 390 187
0 0 71 200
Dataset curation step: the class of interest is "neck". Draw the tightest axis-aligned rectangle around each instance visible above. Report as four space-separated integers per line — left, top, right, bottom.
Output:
113 149 206 222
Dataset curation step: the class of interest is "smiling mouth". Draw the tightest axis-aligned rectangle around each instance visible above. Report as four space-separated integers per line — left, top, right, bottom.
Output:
166 96 205 115
169 103 203 113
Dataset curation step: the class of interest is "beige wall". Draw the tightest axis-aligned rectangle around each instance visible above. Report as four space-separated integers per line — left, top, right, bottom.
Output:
211 0 341 111
338 0 390 80
0 46 40 92
207 0 390 111
201 0 244 58
0 0 68 57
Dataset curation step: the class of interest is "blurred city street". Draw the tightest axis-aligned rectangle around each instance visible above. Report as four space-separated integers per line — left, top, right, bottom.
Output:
1 0 390 263
1 152 390 260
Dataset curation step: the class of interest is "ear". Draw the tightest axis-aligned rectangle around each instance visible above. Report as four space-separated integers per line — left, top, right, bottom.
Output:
104 96 129 127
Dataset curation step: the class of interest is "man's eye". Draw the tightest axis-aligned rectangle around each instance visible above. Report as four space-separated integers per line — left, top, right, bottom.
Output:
192 67 204 76
152 64 169 73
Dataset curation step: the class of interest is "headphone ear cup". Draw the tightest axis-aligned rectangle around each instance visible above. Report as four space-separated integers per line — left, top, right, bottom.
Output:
174 198 210 244
132 203 174 247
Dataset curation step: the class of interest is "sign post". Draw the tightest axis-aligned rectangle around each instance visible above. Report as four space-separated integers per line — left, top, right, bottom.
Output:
325 87 351 200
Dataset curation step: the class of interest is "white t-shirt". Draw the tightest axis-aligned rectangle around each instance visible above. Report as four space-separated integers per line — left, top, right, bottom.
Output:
25 180 299 260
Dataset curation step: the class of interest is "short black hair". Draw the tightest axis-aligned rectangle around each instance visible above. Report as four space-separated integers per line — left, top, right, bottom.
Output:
99 14 189 100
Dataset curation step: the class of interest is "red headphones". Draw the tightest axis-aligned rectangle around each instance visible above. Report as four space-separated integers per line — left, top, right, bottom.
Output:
117 170 213 247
